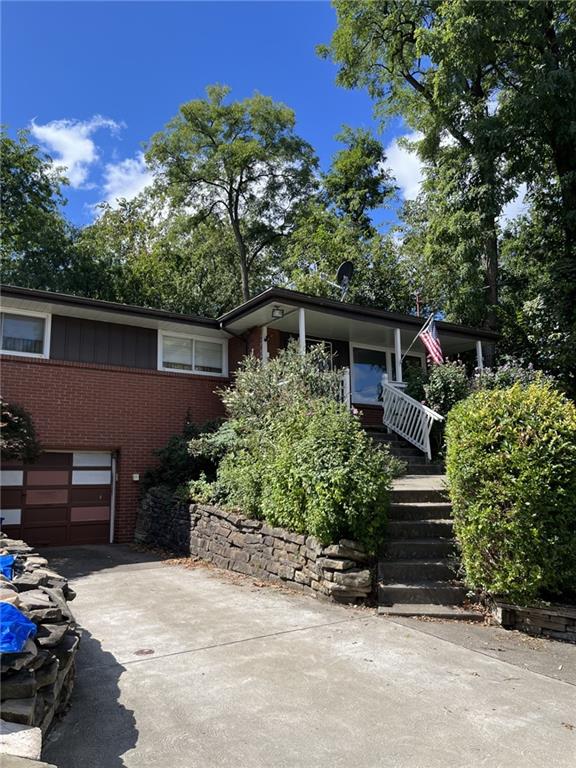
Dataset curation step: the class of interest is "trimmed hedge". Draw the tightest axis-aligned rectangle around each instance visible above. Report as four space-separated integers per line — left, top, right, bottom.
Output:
446 383 576 603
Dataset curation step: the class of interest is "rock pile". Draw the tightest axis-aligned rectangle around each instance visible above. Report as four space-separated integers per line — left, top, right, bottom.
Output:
0 533 80 744
137 496 374 603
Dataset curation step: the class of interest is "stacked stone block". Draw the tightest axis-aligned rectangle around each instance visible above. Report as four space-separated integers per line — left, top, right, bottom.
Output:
0 534 80 740
136 495 374 604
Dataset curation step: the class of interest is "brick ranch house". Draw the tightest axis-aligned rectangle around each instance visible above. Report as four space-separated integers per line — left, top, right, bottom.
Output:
0 284 497 547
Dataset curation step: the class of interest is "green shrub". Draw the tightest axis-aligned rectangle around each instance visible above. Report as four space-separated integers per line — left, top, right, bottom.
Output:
446 383 576 603
140 417 222 496
404 364 428 402
0 399 40 463
261 400 399 548
187 344 400 549
221 340 342 426
202 398 401 549
423 360 470 417
472 357 557 391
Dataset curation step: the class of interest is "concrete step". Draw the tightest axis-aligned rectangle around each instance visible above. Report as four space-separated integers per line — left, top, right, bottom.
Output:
400 453 436 464
404 464 445 475
379 559 456 582
389 502 452 521
382 538 455 560
378 582 467 606
387 519 453 539
391 488 447 503
378 604 482 620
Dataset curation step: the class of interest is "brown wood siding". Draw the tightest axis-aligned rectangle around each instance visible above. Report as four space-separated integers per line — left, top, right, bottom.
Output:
50 315 157 369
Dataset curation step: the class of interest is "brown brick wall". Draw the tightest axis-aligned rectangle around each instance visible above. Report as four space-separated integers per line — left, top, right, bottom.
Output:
1 354 228 543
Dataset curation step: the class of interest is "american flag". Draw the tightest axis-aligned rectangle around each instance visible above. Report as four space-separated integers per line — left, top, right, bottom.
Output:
420 318 443 364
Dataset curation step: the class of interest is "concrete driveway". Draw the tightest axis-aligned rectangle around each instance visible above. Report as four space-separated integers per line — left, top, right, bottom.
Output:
42 546 575 768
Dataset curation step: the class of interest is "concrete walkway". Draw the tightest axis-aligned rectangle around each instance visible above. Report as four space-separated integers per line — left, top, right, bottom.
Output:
42 546 576 768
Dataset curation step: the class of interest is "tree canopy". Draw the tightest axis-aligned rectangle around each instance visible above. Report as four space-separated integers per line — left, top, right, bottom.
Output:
146 85 319 301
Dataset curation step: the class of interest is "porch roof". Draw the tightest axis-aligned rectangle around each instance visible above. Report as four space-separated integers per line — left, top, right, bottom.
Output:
218 287 498 354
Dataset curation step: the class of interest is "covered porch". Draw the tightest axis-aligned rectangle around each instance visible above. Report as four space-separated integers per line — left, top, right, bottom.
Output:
220 287 496 408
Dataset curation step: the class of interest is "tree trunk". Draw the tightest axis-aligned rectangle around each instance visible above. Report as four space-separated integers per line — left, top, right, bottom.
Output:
228 207 250 302
478 160 500 367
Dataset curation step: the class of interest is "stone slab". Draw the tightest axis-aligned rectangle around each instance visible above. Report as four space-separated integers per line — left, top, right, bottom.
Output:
0 720 42 760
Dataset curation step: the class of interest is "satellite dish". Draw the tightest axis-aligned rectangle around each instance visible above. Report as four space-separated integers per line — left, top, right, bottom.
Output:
336 261 354 298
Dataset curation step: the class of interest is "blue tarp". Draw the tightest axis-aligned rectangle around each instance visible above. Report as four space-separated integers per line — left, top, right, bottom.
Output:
0 554 16 580
0 602 37 653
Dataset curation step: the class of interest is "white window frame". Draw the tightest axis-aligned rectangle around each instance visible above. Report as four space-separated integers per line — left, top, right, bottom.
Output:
0 308 51 359
158 329 228 377
349 341 425 405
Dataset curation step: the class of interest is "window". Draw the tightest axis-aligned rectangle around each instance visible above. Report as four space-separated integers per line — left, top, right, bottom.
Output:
352 347 388 403
390 353 425 382
159 332 225 376
0 311 50 358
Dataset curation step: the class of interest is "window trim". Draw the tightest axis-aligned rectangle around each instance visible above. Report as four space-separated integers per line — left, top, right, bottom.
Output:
157 329 228 377
349 341 425 405
0 308 51 359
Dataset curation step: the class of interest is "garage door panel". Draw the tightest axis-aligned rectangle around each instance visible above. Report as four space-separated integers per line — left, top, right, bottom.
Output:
35 452 72 467
70 486 111 505
25 525 68 546
72 470 112 485
25 489 69 506
26 470 70 486
1 488 24 507
70 506 110 522
68 522 109 544
1 470 24 486
23 507 69 525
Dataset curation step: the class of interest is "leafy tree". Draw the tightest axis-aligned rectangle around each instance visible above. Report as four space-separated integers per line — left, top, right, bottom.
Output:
146 85 318 301
1 129 74 289
284 202 413 311
322 125 393 232
320 1 515 339
321 0 576 353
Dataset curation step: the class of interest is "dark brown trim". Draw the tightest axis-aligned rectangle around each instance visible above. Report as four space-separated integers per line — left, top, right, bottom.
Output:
218 287 500 341
1 284 218 329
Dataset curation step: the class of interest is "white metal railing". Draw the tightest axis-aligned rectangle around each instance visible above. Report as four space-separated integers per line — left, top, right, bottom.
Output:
379 376 443 460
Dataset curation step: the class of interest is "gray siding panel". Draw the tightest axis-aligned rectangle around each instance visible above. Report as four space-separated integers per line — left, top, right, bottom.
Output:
50 315 157 369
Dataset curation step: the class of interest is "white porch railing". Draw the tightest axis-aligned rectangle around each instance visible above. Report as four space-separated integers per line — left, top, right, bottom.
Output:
379 377 443 460
338 367 351 409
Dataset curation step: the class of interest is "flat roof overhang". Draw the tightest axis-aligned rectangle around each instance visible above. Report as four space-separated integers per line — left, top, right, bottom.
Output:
1 285 225 338
219 288 499 353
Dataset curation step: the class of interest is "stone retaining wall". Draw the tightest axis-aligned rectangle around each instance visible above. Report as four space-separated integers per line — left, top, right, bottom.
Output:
493 602 576 644
0 533 80 762
135 489 374 603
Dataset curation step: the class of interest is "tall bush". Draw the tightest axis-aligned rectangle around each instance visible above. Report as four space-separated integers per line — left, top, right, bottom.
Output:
0 399 40 463
423 361 470 417
446 383 576 603
191 344 401 549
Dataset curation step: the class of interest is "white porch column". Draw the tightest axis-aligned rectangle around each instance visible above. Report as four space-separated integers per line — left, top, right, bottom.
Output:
476 340 484 371
298 308 306 354
261 325 269 364
394 327 403 383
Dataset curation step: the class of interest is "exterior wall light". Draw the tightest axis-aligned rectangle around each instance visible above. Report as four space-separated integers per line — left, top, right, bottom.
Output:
271 306 285 320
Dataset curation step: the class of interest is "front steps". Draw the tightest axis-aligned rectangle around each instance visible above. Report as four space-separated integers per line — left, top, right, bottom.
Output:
366 429 444 475
378 475 481 621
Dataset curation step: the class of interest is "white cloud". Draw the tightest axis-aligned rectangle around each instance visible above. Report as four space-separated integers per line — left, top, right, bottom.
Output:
500 183 529 224
385 130 424 201
30 115 122 188
102 153 154 207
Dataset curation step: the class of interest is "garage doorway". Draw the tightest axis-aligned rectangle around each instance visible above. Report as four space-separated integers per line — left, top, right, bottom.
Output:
1 451 116 546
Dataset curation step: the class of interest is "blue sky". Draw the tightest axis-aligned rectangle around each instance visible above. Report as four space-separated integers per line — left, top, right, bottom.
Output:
2 1 424 227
